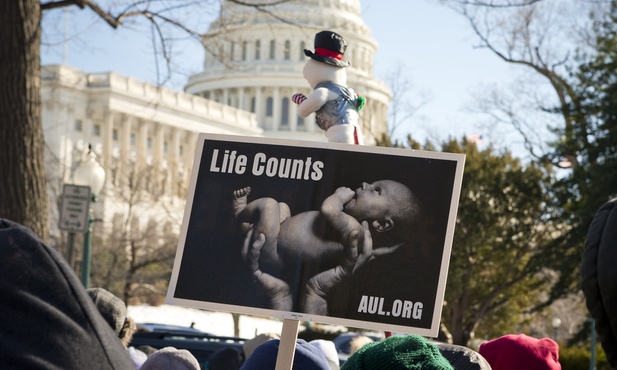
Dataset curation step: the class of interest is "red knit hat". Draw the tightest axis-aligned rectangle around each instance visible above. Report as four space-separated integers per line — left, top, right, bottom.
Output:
479 334 561 370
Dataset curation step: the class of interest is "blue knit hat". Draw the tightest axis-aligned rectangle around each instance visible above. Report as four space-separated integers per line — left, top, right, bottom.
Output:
340 335 454 370
241 339 330 370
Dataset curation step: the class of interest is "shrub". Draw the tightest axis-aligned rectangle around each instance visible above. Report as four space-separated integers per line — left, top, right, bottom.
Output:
559 344 609 370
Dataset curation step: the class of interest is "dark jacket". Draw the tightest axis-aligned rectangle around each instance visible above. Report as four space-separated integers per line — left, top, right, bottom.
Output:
0 219 134 369
581 198 617 369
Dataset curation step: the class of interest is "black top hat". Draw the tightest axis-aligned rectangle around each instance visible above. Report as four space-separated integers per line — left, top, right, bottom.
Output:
304 30 350 68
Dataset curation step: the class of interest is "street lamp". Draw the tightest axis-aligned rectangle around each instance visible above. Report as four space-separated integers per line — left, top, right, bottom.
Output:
73 144 105 288
552 317 562 342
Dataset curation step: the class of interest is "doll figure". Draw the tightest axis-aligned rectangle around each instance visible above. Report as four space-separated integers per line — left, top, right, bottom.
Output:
292 31 365 145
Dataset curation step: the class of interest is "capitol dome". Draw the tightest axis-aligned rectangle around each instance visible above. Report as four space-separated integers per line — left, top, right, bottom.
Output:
184 0 391 144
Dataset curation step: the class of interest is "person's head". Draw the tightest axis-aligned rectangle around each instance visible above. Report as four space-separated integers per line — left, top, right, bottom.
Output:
240 339 330 370
86 287 136 347
207 347 243 370
344 180 420 234
128 346 148 369
478 334 561 370
340 335 453 370
310 339 340 370
0 219 134 369
434 342 491 370
348 335 374 354
243 332 281 360
140 347 200 370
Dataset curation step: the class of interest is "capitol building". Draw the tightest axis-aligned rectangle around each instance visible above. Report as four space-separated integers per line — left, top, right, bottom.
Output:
42 0 391 239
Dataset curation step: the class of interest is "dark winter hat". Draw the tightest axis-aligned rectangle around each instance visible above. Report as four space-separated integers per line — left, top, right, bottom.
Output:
87 287 127 336
304 30 350 68
434 342 492 370
0 219 134 369
240 339 330 370
478 334 561 370
208 347 243 370
340 335 454 370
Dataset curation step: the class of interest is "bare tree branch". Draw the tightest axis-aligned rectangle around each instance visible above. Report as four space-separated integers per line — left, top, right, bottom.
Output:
41 0 85 10
443 0 543 8
385 62 432 139
444 0 597 164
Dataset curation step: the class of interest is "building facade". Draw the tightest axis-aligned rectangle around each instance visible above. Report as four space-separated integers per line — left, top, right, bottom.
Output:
42 0 390 239
186 0 391 143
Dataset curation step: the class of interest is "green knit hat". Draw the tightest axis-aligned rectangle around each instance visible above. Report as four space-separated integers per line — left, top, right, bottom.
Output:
341 335 454 370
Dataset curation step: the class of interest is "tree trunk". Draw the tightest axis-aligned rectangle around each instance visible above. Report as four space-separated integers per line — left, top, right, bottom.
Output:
0 0 49 241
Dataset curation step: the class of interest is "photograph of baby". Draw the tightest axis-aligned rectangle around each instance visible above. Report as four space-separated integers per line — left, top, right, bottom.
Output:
167 134 465 336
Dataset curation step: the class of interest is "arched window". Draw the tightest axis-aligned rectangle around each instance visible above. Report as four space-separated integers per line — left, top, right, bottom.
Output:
299 41 306 60
284 40 291 60
230 42 235 61
266 97 273 116
242 41 247 61
269 39 276 60
255 40 261 60
281 98 289 126
251 97 256 113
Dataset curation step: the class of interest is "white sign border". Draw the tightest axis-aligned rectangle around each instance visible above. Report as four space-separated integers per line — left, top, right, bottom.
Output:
167 133 465 338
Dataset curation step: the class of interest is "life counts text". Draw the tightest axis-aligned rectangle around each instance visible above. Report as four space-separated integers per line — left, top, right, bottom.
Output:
209 149 324 181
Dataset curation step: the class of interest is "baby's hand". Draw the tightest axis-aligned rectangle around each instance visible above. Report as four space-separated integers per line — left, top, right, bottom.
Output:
334 187 355 204
322 187 355 218
292 93 307 105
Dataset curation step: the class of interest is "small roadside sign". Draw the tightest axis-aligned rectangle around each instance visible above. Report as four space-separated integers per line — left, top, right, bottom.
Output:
59 184 91 233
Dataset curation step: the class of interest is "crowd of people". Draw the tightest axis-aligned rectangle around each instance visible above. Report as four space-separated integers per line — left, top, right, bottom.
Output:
3 195 617 369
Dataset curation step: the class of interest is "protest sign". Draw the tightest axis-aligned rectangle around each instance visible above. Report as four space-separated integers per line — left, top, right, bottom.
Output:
167 134 465 337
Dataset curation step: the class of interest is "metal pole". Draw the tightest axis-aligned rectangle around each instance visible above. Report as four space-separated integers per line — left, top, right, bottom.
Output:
553 327 558 341
80 207 93 288
590 318 597 370
66 232 75 268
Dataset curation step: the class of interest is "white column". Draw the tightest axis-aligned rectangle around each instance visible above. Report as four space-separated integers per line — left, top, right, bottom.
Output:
222 89 229 106
154 124 165 168
102 111 114 180
117 114 133 187
83 112 93 146
60 105 72 183
121 115 133 163
272 88 281 131
171 129 182 197
154 124 167 195
290 100 298 132
137 121 149 170
238 87 246 111
255 87 264 127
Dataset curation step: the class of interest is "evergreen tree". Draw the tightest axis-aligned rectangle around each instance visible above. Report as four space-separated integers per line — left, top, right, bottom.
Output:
439 137 556 345
546 3 617 304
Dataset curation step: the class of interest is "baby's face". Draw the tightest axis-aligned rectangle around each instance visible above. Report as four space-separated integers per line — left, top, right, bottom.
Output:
344 180 399 221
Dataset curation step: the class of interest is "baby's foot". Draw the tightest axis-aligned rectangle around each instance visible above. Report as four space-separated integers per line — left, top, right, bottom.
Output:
233 186 251 216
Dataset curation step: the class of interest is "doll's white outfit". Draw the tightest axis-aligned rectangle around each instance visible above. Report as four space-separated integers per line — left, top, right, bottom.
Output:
314 81 364 145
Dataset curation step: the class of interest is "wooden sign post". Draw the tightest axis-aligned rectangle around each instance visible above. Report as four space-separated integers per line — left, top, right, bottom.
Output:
275 319 301 370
